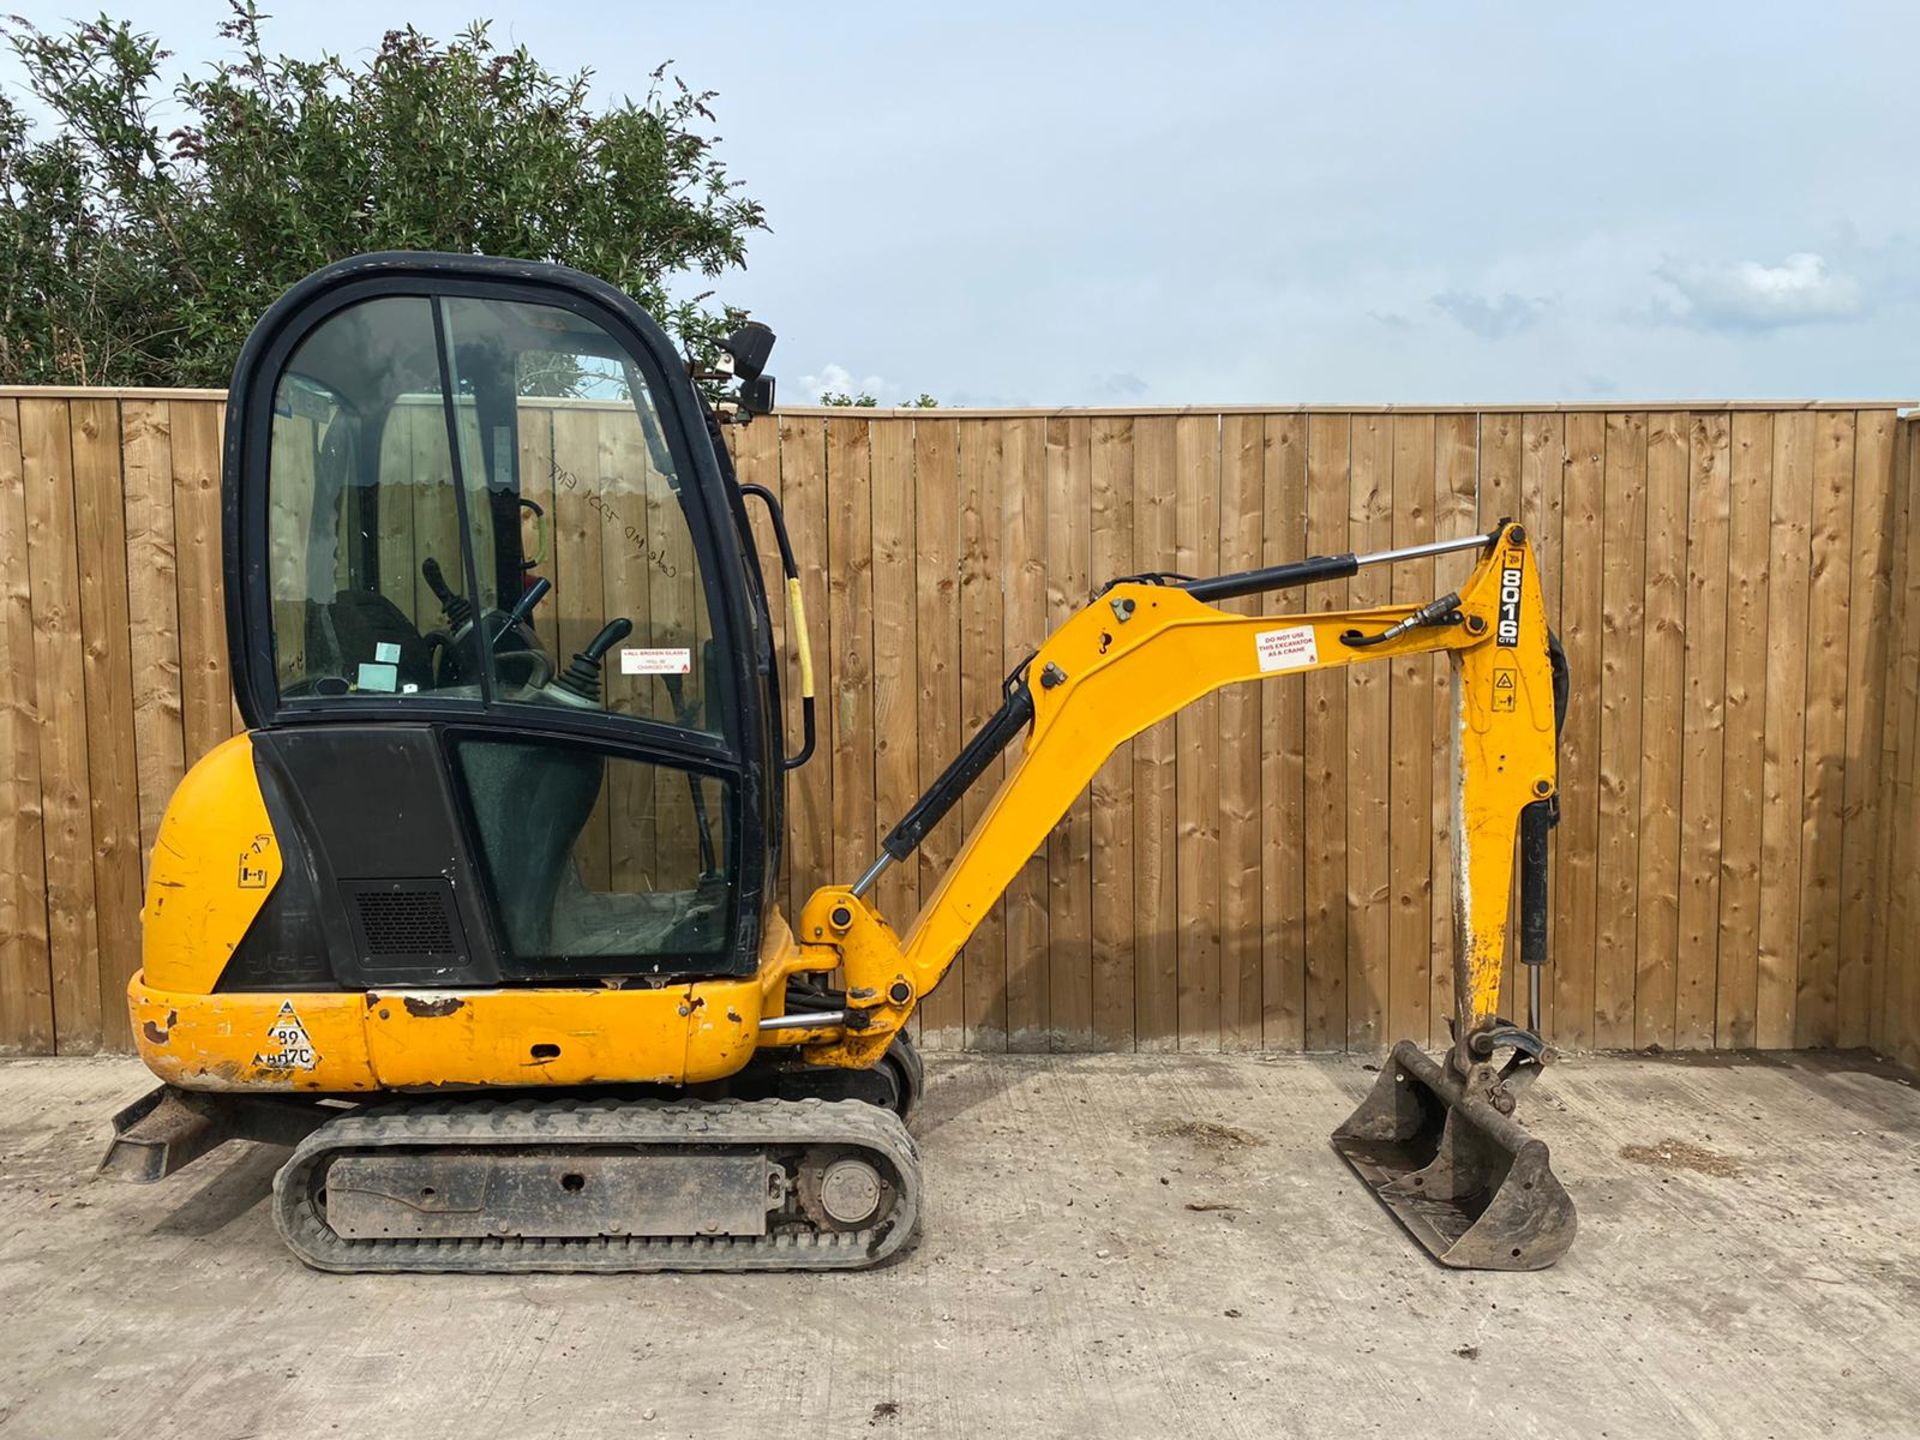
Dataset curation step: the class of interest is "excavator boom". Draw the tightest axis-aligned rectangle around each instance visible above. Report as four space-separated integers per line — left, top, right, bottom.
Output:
764 519 1575 1269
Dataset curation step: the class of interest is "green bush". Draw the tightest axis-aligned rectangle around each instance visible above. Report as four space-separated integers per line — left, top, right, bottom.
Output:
0 4 766 386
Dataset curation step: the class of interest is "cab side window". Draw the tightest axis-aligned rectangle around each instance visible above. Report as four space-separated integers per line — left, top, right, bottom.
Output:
438 295 719 737
267 296 491 701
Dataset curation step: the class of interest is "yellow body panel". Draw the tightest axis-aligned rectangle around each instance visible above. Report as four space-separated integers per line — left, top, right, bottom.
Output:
141 734 282 995
131 524 1554 1092
130 972 768 1092
131 737 825 1092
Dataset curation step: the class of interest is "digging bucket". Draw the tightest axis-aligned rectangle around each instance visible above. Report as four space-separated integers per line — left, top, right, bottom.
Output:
1331 1039 1575 1271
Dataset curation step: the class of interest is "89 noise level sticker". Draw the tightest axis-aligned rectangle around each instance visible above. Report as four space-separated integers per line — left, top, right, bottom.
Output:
253 1000 319 1072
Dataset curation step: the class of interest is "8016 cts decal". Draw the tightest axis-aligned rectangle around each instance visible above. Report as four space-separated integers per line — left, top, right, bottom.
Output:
1497 552 1524 647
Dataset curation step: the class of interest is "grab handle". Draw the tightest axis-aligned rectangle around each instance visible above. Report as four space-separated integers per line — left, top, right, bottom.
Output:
740 483 816 772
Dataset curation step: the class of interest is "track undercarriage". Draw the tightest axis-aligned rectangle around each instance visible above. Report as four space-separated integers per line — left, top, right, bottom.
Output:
105 1032 927 1274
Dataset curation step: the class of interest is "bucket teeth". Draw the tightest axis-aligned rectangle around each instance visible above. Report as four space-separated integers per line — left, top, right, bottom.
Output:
1332 1039 1576 1271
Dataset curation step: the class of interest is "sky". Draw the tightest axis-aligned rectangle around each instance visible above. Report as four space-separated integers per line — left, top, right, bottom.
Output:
6 1 1916 407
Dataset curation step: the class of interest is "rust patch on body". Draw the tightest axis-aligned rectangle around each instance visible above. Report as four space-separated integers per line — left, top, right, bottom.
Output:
141 1019 170 1045
401 995 464 1019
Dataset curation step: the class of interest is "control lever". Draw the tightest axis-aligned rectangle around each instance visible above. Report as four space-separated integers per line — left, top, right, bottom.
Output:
552 618 633 703
493 577 551 648
421 556 471 628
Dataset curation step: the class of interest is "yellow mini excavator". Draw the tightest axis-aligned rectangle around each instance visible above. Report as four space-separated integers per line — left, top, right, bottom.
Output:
102 253 1575 1272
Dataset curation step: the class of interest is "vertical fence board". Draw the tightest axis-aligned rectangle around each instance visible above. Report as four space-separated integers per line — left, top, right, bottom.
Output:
606 415 659 889
1001 416 1050 1050
1261 413 1307 1049
1758 413 1813 1051
71 400 144 1053
1718 414 1774 1048
1555 412 1606 1048
1634 413 1687 1050
121 401 184 877
727 415 794 917
1387 414 1435 1047
1838 412 1895 1047
1594 413 1648 1049
1677 414 1731 1048
782 418 833 921
1346 415 1392 1051
910 419 965 1046
1794 411 1855 1047
825 418 877 906
1088 416 1137 1050
957 419 1008 1048
1438 412 1484 1038
1173 413 1222 1049
1044 416 1094 1049
21 399 101 1052
1132 416 1179 1049
0 399 53 1052
1302 414 1351 1051
869 417 921 1025
1880 422 1920 1065
551 409 612 885
170 402 231 764
1218 413 1264 1049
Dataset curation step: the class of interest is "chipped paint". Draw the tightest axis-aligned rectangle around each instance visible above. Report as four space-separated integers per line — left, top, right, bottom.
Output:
401 995 465 1019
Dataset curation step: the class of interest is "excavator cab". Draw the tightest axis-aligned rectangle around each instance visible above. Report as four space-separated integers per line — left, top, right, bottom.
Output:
223 254 787 993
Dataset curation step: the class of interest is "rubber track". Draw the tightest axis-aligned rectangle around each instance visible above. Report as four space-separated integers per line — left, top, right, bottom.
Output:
271 1097 920 1274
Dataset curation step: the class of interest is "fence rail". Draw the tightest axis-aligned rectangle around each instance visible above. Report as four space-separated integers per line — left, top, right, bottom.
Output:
1 392 1915 1064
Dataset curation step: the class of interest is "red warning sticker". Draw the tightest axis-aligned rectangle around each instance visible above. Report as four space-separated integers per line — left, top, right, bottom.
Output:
1255 625 1319 674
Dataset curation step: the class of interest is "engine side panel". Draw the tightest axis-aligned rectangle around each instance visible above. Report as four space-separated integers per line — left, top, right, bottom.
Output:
141 734 283 997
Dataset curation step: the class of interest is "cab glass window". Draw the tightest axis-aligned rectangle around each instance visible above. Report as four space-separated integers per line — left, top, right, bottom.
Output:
266 295 491 701
440 296 721 737
454 738 732 970
265 292 721 739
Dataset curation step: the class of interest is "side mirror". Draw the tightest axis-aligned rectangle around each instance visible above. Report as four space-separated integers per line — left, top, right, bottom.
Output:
738 374 776 418
721 322 775 382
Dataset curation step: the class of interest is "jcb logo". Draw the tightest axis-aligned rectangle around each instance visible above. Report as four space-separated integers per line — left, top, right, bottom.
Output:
1497 560 1524 647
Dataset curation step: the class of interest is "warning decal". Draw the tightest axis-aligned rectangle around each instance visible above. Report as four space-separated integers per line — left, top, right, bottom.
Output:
1255 625 1319 674
1493 664 1518 712
620 647 693 676
253 1000 319 1072
237 833 272 889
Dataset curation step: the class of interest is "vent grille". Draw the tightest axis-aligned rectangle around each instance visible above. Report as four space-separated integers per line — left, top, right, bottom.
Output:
341 879 465 969
355 889 455 955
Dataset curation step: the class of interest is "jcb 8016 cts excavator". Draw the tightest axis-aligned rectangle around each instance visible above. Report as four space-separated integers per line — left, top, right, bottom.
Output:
103 253 1575 1272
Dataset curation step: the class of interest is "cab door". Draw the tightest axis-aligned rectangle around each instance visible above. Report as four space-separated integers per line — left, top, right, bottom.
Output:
223 254 774 988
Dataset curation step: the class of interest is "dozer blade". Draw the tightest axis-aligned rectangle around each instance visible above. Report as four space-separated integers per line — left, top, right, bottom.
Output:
1331 1039 1575 1271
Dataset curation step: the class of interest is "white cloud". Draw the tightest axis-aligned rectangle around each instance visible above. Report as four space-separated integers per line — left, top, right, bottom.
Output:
1432 290 1548 340
1655 252 1866 332
796 361 903 404
1093 371 1149 399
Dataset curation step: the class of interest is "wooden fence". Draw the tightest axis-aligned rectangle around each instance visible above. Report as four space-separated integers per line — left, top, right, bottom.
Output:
1876 414 1920 1071
2 390 1916 1066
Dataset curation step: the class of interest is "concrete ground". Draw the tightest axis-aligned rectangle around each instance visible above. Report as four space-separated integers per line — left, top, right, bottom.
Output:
0 1051 1915 1440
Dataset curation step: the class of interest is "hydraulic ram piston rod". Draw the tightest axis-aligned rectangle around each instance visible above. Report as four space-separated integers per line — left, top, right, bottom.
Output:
1183 529 1498 603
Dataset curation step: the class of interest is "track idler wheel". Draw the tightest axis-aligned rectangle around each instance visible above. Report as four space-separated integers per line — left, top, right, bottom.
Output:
1331 1039 1576 1271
